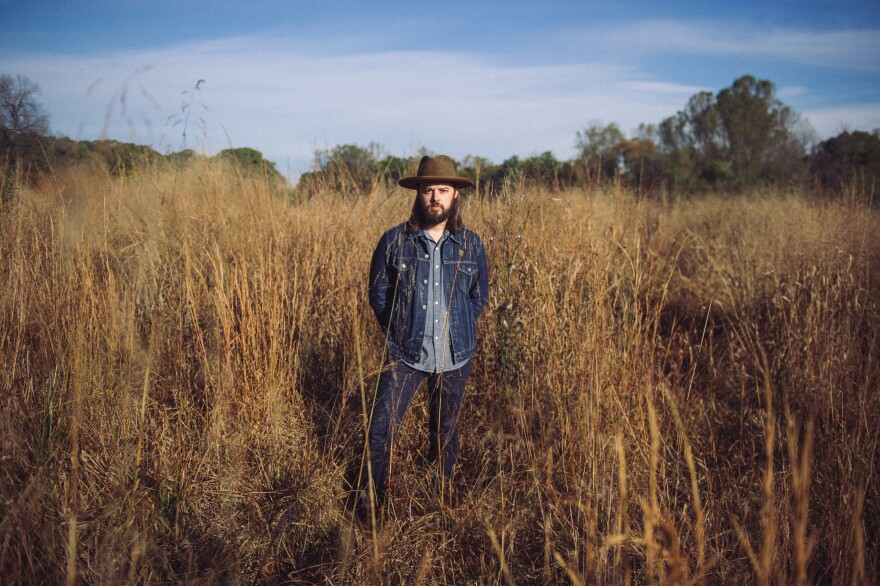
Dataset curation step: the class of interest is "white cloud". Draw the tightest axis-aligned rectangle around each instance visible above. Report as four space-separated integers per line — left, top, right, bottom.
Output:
0 36 704 175
803 104 880 137
3 29 877 179
587 20 880 72
624 80 706 95
777 86 807 98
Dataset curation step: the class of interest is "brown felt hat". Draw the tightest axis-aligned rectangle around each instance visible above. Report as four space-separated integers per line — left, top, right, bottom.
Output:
398 155 474 190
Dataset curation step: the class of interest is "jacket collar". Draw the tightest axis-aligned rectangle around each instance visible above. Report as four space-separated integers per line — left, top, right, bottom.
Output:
405 225 463 244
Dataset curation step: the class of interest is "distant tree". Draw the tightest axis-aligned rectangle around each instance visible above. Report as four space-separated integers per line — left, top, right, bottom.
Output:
1 135 165 187
715 75 810 184
296 142 385 196
164 148 198 168
576 122 624 178
49 137 90 167
635 122 658 141
376 154 410 184
613 136 664 192
0 74 50 139
327 144 378 178
810 130 880 198
520 151 574 189
84 139 162 174
659 148 699 193
658 75 812 189
323 142 381 193
499 155 521 175
459 155 501 194
217 147 280 176
659 91 725 168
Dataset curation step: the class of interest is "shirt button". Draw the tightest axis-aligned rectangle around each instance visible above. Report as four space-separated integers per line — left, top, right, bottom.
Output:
435 301 439 305
435 265 439 269
423 279 428 284
435 282 439 286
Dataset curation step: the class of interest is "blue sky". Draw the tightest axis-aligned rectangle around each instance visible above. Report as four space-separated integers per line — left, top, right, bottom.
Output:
2 0 879 179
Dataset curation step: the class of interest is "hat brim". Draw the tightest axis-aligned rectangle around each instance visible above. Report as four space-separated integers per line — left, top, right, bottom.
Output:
398 175 474 190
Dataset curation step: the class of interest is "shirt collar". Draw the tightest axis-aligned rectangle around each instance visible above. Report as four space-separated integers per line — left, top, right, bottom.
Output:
406 225 462 244
418 228 450 244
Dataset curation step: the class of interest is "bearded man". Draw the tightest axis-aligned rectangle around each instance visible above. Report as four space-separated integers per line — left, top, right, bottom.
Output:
359 154 489 519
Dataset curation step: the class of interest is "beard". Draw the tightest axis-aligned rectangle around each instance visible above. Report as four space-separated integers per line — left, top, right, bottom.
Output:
410 193 460 232
421 202 452 225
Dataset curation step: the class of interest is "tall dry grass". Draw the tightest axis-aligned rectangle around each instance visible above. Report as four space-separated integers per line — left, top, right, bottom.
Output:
0 160 877 584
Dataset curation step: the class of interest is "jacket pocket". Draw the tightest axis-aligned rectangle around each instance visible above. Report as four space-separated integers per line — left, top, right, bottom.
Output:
453 261 477 290
451 262 477 353
389 257 420 349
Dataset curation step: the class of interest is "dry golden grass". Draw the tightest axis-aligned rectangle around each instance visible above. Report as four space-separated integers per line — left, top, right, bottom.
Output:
1 159 877 584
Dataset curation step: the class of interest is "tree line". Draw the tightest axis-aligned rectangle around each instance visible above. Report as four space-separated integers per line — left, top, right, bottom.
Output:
1 73 283 190
3 72 879 201
298 75 879 201
1 131 283 185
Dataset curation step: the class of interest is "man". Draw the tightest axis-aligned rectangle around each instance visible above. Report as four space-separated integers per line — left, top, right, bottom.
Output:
359 154 489 519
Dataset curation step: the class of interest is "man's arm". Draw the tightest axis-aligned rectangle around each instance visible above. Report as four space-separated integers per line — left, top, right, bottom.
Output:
469 235 489 319
368 232 393 329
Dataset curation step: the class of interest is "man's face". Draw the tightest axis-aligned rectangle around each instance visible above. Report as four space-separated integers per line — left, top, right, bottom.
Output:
418 182 458 226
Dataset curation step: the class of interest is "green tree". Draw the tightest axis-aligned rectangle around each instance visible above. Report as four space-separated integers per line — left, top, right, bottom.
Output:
216 147 281 179
576 122 624 178
659 91 725 168
323 143 379 183
515 151 571 188
613 136 664 192
375 154 410 184
84 139 162 174
659 148 699 193
810 129 880 199
658 75 811 189
715 75 809 184
296 142 386 196
459 155 501 194
164 149 198 168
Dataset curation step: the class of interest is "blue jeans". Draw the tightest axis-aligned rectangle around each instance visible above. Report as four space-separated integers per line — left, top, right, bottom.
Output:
360 360 473 509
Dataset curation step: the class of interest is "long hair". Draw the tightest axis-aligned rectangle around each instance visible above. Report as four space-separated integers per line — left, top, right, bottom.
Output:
406 191 464 234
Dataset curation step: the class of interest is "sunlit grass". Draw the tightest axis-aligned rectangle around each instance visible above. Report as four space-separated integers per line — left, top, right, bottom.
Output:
1 160 877 583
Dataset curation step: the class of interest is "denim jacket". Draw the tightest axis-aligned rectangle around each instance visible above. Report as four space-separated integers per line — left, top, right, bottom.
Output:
369 222 489 364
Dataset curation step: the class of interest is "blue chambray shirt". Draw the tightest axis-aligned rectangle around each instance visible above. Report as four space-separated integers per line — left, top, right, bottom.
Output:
402 229 469 373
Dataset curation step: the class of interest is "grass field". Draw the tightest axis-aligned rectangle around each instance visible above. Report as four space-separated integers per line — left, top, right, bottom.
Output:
1 159 877 584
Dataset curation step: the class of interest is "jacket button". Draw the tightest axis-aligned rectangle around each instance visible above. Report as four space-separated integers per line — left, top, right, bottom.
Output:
419 331 423 335
422 305 427 309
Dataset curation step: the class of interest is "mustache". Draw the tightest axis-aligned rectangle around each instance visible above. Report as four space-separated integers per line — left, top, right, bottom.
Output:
412 194 460 228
